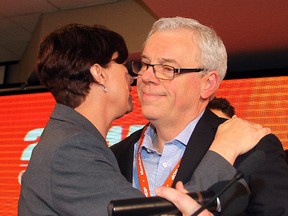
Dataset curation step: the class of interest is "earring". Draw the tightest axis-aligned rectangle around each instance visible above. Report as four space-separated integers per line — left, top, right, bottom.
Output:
103 85 107 92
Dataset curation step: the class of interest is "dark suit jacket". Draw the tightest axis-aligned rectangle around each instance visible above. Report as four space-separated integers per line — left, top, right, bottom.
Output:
18 103 143 216
111 108 288 215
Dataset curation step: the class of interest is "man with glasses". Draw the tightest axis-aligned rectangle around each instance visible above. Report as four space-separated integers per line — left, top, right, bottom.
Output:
111 17 288 215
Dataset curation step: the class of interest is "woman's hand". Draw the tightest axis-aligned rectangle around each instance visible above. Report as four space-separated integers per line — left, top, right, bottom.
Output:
210 116 271 164
155 182 213 216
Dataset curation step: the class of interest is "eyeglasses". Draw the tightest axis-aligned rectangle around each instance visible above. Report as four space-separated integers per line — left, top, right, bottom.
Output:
131 60 206 80
129 74 136 85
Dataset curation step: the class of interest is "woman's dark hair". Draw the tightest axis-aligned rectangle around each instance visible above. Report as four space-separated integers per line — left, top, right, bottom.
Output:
37 23 128 108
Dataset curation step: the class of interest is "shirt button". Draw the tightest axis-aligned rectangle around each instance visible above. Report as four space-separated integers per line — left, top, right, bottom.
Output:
163 162 167 168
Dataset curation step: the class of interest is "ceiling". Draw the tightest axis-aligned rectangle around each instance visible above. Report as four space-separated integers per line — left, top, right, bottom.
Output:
0 0 118 63
0 0 288 73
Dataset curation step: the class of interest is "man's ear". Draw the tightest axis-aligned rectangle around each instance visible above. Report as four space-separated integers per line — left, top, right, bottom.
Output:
200 70 220 100
90 64 107 86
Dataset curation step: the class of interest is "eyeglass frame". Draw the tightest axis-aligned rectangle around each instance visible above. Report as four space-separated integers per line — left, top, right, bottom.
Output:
131 60 207 80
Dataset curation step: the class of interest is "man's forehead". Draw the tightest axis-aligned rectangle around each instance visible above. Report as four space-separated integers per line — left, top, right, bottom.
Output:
142 37 199 66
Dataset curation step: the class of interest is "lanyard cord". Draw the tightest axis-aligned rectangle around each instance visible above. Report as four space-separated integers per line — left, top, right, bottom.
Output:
136 125 182 197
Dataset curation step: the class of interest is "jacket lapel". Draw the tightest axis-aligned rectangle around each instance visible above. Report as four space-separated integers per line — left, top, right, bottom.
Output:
111 128 144 182
173 109 225 187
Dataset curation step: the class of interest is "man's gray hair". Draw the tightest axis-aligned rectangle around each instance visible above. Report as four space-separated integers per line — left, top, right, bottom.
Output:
145 17 227 81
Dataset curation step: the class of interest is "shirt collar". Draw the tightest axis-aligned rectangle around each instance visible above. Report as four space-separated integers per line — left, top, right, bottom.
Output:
141 110 205 150
176 110 204 145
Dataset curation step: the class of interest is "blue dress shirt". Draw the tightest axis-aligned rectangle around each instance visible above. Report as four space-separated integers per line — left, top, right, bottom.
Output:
132 111 204 196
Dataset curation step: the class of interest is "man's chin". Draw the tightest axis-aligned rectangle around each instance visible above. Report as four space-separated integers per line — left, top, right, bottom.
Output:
141 110 160 122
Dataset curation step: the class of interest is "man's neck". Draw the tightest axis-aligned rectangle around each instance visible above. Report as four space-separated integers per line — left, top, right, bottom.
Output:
150 120 190 153
150 109 205 152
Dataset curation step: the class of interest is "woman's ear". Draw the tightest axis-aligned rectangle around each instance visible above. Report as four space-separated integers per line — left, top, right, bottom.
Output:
200 70 220 100
90 64 107 86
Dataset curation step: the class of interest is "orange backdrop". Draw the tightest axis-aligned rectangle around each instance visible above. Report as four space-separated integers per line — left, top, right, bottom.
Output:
0 75 287 215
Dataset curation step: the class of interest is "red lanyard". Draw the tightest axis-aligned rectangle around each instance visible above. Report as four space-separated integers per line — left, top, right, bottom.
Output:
137 125 182 197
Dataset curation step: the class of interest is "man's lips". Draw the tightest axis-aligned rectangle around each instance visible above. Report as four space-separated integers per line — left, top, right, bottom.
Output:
141 91 165 101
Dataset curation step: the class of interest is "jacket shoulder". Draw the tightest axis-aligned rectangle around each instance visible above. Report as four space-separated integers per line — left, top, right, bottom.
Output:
110 128 143 156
